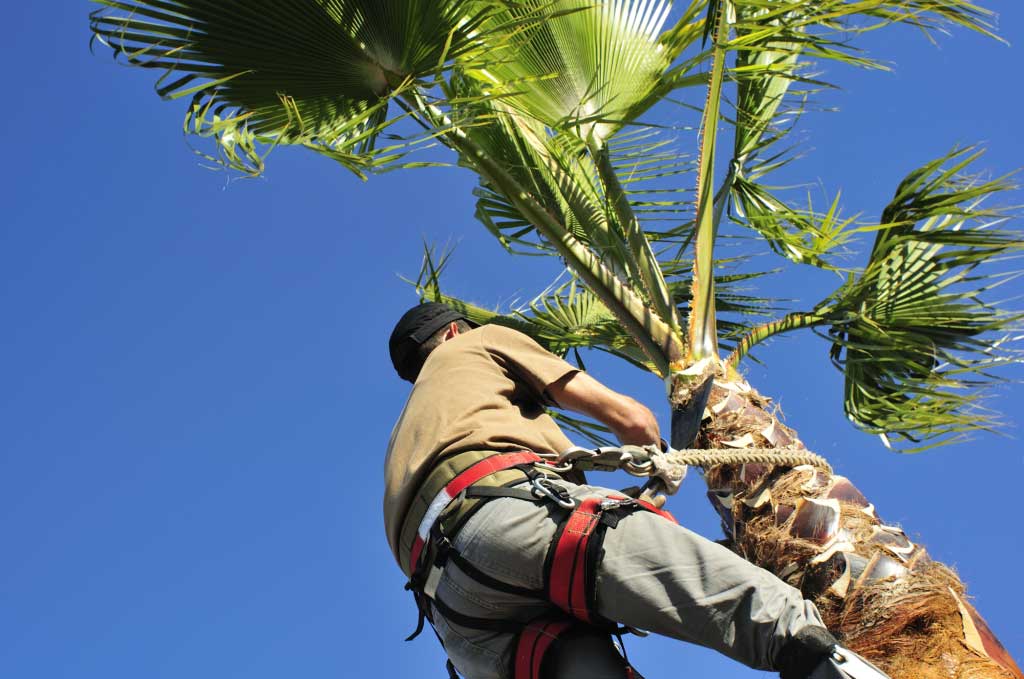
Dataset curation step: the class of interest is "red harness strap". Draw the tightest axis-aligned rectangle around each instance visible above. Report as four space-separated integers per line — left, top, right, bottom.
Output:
547 495 677 624
547 496 603 623
518 495 673 678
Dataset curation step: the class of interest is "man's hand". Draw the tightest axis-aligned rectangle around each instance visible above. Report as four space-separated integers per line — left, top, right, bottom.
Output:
548 371 661 446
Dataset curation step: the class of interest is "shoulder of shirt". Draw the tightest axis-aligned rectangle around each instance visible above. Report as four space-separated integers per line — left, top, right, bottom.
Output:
477 323 531 343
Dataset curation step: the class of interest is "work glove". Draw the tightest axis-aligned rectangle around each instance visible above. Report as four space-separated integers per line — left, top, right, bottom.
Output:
778 627 891 679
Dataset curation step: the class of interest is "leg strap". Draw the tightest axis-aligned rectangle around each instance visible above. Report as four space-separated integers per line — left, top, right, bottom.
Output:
547 496 605 623
545 495 677 625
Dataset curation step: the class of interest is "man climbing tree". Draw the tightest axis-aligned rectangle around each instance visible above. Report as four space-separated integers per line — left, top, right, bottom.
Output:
386 301 888 679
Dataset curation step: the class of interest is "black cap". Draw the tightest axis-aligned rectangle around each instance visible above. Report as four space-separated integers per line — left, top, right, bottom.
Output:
389 302 472 382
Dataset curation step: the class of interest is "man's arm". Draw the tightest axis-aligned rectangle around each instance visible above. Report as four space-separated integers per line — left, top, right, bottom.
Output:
547 371 660 446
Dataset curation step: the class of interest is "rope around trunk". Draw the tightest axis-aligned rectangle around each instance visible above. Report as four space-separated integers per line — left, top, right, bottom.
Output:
666 447 833 474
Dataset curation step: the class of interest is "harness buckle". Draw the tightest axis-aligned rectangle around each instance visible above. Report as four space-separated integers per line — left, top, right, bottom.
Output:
600 497 633 511
530 476 576 509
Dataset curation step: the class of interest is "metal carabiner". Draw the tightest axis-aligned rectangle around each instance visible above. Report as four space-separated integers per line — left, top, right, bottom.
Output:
624 459 654 476
530 476 576 509
536 460 575 474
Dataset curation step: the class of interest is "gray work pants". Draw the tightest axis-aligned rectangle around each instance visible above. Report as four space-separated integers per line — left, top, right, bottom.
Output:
430 479 825 679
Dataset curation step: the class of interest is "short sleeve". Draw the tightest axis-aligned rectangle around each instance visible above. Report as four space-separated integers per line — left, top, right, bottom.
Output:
482 325 580 406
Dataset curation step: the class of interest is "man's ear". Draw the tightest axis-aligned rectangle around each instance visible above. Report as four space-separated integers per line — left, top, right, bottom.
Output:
443 321 460 341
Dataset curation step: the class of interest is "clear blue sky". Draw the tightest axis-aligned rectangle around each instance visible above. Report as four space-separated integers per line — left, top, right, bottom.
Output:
2 3 1022 678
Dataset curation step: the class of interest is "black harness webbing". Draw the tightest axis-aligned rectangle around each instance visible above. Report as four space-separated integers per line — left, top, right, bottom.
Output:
446 548 544 599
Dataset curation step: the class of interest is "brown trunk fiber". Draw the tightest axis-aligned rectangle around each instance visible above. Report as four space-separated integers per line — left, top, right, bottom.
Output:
682 376 1022 679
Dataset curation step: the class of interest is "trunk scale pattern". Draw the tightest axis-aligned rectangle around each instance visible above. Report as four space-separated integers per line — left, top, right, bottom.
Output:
673 375 1022 679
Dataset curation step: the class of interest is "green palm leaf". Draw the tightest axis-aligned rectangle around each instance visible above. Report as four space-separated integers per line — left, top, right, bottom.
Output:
717 0 998 266
465 0 695 146
824 148 1021 450
449 84 691 355
90 0 498 175
724 149 1020 449
689 0 927 354
461 99 638 284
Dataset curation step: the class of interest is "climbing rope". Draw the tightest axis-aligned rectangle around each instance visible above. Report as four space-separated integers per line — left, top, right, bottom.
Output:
543 444 832 497
665 447 833 474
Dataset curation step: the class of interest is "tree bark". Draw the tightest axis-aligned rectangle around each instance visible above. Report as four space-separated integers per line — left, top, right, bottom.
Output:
677 375 1022 679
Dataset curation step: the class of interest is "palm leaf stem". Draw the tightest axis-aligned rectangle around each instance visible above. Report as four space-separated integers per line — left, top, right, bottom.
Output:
726 311 826 366
688 0 731 363
593 145 681 335
516 122 642 285
462 142 681 374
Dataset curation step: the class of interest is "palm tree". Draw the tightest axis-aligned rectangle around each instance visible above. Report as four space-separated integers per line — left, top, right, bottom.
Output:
89 1 1022 676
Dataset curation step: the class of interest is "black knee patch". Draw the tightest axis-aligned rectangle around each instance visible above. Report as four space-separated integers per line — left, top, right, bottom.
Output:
776 626 838 679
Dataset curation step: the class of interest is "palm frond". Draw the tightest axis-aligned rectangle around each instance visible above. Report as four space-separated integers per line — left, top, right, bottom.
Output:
461 99 637 278
722 149 1021 449
459 101 578 256
731 3 807 166
606 128 697 237
730 178 866 267
452 80 694 350
726 310 828 366
89 0 499 175
822 148 1021 450
721 0 999 264
466 0 696 146
726 0 999 62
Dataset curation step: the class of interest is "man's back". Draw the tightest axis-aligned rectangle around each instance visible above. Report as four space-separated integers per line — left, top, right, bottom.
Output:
383 324 578 562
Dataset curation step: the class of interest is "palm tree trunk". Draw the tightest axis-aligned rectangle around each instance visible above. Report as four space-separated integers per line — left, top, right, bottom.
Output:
676 375 1023 679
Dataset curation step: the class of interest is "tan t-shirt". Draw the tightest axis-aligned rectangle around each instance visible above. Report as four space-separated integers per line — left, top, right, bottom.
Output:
383 324 579 561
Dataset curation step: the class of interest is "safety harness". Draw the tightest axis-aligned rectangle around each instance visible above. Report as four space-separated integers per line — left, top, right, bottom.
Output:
402 450 677 679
